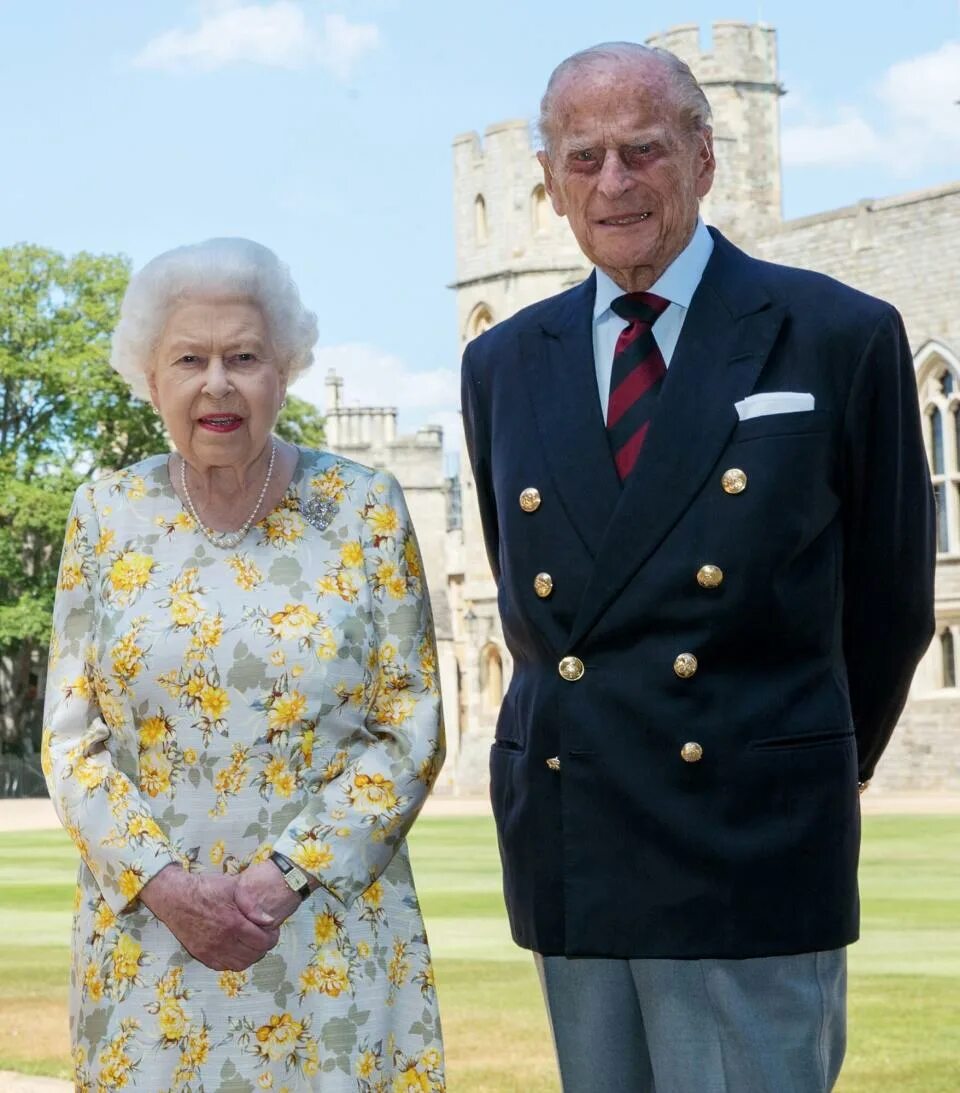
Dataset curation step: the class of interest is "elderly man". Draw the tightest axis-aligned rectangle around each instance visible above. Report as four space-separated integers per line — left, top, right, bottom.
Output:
461 42 935 1092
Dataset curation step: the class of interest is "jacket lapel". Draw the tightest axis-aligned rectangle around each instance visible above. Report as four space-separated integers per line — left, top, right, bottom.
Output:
520 273 621 558
567 232 786 646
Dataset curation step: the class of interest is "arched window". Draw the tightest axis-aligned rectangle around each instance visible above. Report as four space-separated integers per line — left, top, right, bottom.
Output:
481 643 504 711
917 343 960 555
532 184 550 235
931 407 945 475
941 630 957 688
474 194 488 245
465 303 493 342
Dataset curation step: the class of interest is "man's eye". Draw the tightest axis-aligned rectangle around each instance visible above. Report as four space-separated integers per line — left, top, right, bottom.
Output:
179 355 201 364
235 353 256 363
573 150 595 161
623 144 654 166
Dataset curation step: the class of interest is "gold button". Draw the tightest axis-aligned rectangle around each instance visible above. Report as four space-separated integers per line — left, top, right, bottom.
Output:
534 572 554 598
546 756 561 772
681 742 704 763
559 656 584 681
721 468 747 494
673 653 698 679
696 565 724 589
519 487 542 512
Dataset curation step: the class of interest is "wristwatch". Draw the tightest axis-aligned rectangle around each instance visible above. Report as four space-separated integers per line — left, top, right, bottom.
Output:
269 851 311 901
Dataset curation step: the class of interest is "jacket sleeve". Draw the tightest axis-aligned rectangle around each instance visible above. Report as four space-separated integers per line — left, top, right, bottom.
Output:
42 485 180 915
841 306 937 782
461 341 501 582
271 470 445 905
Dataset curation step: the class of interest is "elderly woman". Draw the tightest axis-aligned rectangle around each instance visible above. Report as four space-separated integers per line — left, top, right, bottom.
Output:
42 237 446 1091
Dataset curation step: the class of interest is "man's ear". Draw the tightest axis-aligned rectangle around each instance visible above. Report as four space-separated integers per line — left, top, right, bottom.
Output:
537 151 566 216
695 129 716 199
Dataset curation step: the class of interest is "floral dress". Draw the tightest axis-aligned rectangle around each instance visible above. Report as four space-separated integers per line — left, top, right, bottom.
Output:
42 448 446 1092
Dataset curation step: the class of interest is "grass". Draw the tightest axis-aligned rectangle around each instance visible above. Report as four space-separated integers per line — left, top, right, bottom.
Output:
0 816 957 1090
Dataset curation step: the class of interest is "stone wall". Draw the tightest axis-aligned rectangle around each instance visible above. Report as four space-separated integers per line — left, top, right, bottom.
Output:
750 185 960 353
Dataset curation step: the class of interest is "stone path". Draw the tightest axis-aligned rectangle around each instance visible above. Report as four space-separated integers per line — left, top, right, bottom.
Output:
0 1072 71 1091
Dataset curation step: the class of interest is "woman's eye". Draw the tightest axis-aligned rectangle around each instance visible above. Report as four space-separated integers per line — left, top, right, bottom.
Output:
179 355 200 364
234 353 256 363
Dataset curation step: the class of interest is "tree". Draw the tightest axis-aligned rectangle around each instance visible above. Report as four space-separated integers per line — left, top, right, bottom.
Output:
0 244 169 753
276 394 325 449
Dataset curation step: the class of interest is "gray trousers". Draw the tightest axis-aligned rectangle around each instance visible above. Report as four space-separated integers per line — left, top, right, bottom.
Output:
535 949 847 1093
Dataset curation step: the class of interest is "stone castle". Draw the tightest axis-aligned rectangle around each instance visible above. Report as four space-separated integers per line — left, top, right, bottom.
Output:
328 22 960 793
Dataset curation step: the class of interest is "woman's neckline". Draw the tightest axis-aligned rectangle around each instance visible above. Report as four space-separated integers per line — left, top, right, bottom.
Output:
160 442 307 534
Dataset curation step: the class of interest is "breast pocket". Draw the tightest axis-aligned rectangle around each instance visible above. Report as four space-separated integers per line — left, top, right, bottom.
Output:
731 408 831 443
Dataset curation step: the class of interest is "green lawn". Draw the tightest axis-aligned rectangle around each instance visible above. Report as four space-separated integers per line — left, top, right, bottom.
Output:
0 815 957 1090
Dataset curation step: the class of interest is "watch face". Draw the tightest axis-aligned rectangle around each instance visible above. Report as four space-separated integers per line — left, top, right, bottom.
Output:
286 866 309 892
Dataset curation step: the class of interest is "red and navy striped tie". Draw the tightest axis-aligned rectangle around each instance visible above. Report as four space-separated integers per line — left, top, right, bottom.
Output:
607 292 670 480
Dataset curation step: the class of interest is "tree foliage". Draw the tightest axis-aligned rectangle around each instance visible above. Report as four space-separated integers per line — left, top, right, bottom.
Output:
275 394 325 449
0 244 171 750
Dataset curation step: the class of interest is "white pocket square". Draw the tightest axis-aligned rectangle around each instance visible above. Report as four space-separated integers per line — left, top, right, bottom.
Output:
735 392 815 421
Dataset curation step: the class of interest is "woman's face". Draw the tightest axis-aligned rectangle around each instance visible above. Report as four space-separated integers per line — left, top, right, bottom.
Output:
148 297 286 472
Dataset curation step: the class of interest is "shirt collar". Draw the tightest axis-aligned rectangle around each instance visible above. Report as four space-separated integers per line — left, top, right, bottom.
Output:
593 217 714 321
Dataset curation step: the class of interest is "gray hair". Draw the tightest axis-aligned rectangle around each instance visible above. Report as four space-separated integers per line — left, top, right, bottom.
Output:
538 42 713 157
110 237 319 400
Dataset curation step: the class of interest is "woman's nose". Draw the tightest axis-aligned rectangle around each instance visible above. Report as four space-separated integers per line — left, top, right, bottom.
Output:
202 358 233 398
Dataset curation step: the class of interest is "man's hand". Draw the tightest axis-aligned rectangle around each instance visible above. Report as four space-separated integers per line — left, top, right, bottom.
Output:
234 860 305 930
140 864 280 971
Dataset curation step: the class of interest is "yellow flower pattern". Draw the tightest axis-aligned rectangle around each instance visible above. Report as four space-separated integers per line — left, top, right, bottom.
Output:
42 451 445 1090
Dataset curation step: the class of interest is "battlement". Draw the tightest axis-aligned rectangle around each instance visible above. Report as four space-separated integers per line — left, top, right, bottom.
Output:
646 22 779 88
450 21 784 343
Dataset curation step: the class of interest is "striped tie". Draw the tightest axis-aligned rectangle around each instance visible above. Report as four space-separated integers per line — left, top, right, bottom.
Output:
607 292 670 480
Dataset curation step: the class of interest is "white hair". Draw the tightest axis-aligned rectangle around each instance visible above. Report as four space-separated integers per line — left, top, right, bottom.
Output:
110 237 319 400
539 41 713 157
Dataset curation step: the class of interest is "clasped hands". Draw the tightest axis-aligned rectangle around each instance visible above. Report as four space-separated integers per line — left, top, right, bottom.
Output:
140 860 304 972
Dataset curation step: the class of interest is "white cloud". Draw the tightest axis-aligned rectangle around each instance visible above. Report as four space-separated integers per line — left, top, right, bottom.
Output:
291 343 461 452
782 40 960 173
132 2 379 78
781 111 882 168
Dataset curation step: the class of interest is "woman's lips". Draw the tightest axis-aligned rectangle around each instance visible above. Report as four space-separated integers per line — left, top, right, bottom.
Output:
197 415 243 433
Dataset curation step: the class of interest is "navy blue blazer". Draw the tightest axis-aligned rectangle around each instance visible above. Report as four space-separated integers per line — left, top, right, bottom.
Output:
461 228 936 959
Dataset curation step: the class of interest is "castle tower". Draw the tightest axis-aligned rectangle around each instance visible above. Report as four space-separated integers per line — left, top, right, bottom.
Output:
452 120 589 356
647 22 784 242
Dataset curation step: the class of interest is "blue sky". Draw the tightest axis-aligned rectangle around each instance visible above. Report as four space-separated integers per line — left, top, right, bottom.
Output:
2 1 958 453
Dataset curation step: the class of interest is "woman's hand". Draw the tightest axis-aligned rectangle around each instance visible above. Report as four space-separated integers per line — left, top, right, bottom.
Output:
234 860 307 930
140 864 280 971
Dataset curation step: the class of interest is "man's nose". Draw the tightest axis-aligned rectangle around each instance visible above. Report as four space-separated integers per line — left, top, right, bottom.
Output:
202 357 232 398
596 151 634 199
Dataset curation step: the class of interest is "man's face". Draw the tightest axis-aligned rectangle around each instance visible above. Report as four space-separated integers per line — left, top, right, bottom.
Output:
538 60 715 292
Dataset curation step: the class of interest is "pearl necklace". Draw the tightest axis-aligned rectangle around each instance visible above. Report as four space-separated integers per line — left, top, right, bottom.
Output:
179 441 277 549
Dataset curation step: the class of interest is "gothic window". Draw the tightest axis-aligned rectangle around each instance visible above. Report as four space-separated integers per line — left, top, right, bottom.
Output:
532 184 550 234
918 344 960 555
474 194 488 245
481 643 504 711
466 303 494 342
931 407 945 475
942 629 957 688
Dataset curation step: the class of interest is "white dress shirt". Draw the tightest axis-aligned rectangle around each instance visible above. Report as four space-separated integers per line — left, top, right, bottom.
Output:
592 218 714 420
